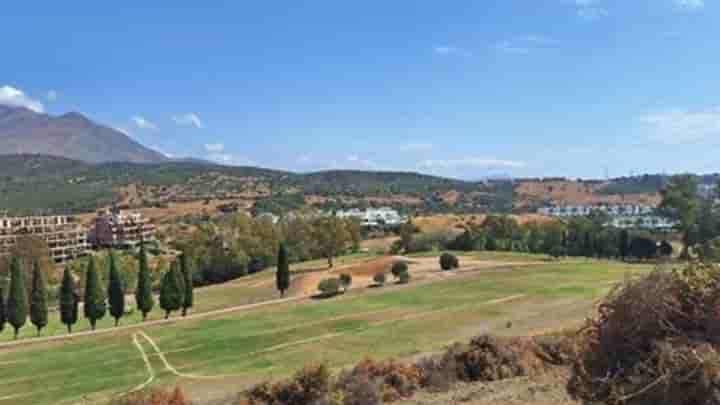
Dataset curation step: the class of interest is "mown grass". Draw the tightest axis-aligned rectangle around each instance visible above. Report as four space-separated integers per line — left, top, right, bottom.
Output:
0 253 378 342
0 260 651 405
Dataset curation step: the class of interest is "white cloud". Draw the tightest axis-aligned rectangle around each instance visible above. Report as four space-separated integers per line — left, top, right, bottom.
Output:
640 107 720 143
150 145 174 159
420 158 526 169
495 35 558 55
115 127 132 137
0 85 44 112
346 154 378 169
206 152 256 166
570 0 608 20
577 7 608 20
400 142 434 152
433 46 472 57
131 116 158 130
204 143 225 153
172 113 204 129
674 0 704 12
296 154 313 164
46 90 58 102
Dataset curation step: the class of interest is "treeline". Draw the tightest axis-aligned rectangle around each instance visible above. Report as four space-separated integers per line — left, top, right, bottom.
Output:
0 243 194 339
397 214 673 260
174 213 361 286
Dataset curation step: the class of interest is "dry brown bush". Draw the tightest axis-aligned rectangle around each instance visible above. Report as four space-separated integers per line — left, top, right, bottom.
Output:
569 263 720 405
112 387 191 405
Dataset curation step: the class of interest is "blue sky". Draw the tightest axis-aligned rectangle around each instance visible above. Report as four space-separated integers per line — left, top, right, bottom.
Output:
1 0 719 179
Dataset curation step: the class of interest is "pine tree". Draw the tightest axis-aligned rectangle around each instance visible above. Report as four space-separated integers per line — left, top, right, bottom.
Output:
59 267 78 334
159 261 183 319
135 242 154 321
276 243 290 297
180 253 194 316
7 257 28 339
107 252 125 327
84 256 106 330
29 261 48 336
0 285 6 334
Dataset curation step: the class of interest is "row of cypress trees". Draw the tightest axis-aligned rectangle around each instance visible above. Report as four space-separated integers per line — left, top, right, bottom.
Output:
0 257 48 339
0 243 194 340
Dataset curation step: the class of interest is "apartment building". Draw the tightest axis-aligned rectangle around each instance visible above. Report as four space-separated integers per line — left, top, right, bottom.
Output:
90 209 156 249
0 215 89 263
335 207 408 227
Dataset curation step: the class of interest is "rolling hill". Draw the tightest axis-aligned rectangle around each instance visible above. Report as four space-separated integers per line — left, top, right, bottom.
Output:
0 154 508 215
0 105 167 163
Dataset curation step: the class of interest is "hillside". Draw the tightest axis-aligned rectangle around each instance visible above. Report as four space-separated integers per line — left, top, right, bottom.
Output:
0 155 507 215
0 105 167 163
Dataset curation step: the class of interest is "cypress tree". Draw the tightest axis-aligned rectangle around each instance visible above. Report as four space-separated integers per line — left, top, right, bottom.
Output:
84 256 106 330
135 242 154 321
159 261 183 319
619 229 630 261
276 243 290 297
29 261 48 336
7 257 28 339
0 285 6 334
107 252 125 327
59 267 78 334
180 253 194 316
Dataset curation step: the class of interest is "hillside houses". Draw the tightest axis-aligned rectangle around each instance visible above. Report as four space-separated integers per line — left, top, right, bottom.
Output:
335 207 408 228
538 204 654 218
537 204 675 230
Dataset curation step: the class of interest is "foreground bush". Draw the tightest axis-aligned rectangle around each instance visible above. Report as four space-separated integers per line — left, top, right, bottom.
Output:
569 263 720 405
243 335 573 405
439 253 459 271
373 273 386 286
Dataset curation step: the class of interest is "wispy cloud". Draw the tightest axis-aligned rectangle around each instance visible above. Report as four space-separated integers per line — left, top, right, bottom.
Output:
172 113 204 129
494 35 558 55
674 0 704 12
131 115 158 130
0 85 44 113
433 46 472 57
204 143 225 153
420 158 526 169
400 142 434 152
115 127 132 137
346 154 379 169
46 90 58 102
640 107 720 144
571 0 609 20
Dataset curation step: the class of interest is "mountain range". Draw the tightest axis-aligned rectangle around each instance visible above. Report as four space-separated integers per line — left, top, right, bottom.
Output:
0 105 167 163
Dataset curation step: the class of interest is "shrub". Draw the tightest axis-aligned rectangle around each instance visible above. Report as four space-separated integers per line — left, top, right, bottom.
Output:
373 273 386 286
317 278 341 297
247 363 332 405
390 261 408 279
339 273 352 292
111 387 190 405
405 232 455 253
568 264 720 405
439 253 459 271
336 358 422 402
397 271 410 284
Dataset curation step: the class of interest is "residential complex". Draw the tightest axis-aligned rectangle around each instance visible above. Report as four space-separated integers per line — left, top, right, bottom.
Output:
0 215 89 263
90 208 156 249
537 204 654 218
537 204 675 230
335 207 408 228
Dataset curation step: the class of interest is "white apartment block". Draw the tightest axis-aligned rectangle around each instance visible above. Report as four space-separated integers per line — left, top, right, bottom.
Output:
335 207 408 227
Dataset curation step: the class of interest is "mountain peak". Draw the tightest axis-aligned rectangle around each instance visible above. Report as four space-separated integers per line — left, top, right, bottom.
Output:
0 109 167 163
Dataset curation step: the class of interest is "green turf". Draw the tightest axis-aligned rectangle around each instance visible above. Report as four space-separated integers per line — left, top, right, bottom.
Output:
0 260 651 405
0 253 378 342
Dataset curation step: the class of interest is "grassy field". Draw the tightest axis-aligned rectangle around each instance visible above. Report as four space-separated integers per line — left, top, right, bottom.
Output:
0 258 651 405
0 253 378 342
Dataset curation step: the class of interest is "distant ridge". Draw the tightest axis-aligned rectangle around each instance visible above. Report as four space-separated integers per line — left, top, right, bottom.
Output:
0 105 167 163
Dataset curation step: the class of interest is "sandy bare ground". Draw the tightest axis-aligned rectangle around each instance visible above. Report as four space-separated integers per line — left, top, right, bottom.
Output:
397 367 578 405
